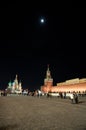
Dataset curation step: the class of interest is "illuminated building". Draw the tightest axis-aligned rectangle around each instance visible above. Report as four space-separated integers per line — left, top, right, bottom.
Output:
7 75 22 94
41 65 86 93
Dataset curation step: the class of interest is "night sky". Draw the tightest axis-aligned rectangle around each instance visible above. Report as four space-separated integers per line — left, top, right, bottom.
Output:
0 3 86 91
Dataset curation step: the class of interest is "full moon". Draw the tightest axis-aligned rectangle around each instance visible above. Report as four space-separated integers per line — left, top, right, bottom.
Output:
40 18 44 23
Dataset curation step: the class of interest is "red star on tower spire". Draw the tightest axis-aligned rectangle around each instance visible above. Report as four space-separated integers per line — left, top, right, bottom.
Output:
47 64 49 68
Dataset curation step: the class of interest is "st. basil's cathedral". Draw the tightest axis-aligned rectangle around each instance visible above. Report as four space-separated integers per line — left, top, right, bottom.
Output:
7 75 22 94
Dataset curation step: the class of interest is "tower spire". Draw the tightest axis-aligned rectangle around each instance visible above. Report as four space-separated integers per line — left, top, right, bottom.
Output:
48 64 49 68
44 64 53 86
46 64 51 79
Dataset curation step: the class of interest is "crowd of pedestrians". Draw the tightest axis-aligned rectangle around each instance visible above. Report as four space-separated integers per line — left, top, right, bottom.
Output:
0 89 80 104
70 93 79 104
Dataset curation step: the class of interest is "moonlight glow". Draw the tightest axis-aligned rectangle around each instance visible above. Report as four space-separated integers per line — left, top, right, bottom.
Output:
40 18 44 23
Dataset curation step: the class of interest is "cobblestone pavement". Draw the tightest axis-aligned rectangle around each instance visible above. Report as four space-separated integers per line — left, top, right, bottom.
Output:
0 96 86 130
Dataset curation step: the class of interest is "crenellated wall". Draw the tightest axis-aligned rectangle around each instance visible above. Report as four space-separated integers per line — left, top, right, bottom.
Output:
41 81 86 93
41 66 86 93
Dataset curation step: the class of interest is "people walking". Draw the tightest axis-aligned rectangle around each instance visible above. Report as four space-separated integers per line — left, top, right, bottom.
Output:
70 93 74 104
74 93 78 104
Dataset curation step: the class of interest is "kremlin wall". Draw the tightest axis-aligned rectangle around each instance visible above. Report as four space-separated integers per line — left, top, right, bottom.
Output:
41 65 86 94
1 66 86 95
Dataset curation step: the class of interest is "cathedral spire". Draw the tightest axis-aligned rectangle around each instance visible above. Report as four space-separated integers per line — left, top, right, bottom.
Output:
16 74 18 80
14 74 18 85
